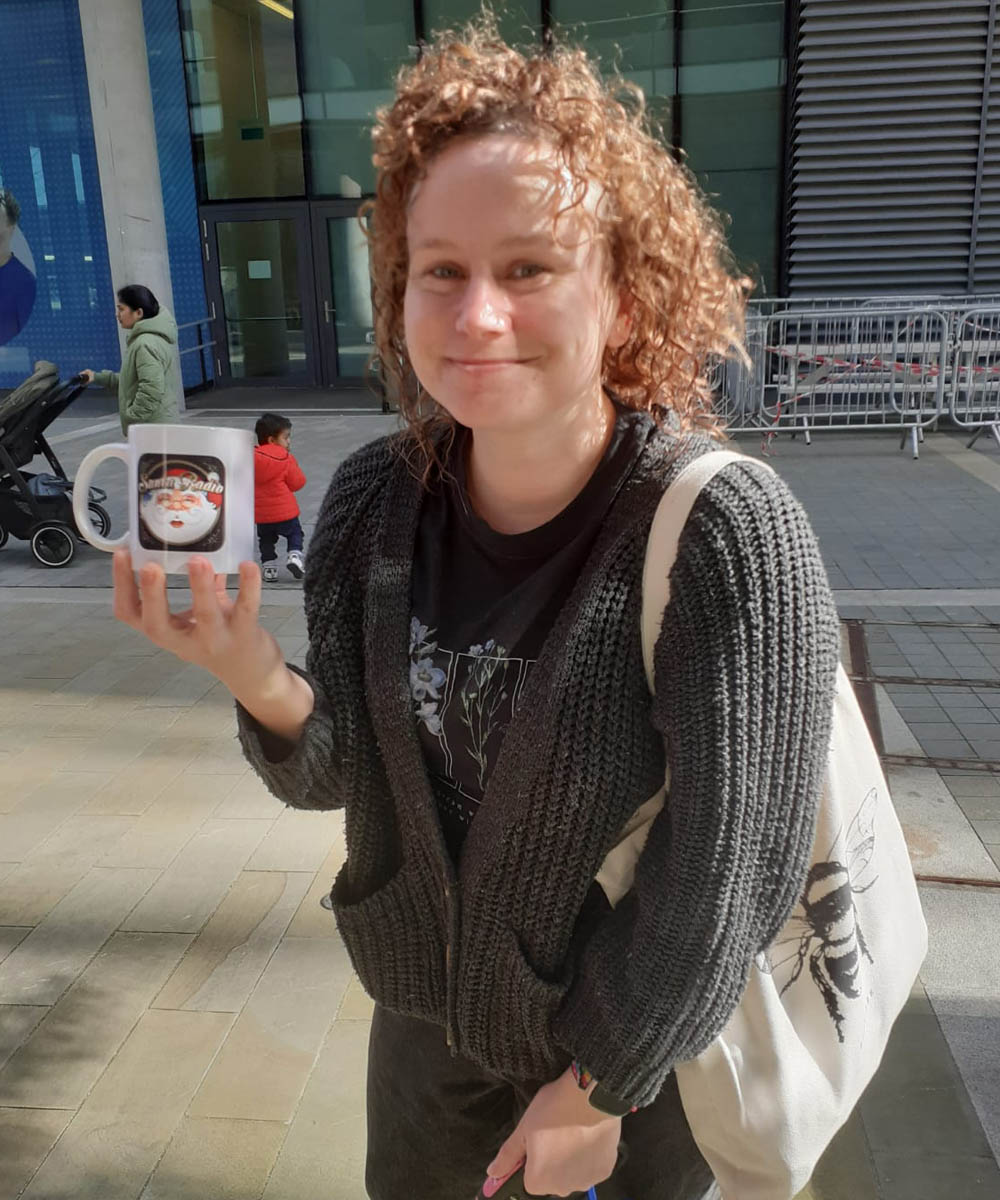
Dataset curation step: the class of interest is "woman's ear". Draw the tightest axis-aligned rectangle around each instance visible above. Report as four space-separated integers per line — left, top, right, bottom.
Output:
606 289 633 350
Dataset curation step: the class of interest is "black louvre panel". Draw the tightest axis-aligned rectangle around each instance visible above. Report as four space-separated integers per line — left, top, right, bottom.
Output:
788 0 998 295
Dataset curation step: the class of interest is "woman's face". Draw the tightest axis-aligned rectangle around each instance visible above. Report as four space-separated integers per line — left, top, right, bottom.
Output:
116 302 141 329
403 136 628 437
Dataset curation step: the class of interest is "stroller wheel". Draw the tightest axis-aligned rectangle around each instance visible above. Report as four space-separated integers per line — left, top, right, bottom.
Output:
30 522 77 568
0 524 7 550
83 502 111 539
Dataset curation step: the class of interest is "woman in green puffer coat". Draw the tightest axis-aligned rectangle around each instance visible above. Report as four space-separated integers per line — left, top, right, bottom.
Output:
82 284 179 433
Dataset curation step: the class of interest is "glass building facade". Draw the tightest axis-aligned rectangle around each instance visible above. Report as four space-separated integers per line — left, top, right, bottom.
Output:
175 0 788 387
0 1 788 392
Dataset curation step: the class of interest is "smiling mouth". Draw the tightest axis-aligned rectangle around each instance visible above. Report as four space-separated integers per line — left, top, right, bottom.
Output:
446 358 531 367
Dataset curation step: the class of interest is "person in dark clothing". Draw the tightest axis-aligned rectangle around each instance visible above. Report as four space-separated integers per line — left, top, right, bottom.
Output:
254 412 307 582
109 16 839 1200
0 189 37 344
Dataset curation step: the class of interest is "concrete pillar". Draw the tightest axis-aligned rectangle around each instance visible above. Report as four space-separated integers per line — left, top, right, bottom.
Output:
77 0 185 412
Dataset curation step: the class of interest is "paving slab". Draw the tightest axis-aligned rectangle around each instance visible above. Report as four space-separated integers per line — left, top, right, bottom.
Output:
97 789 224 870
0 813 137 925
19 1009 234 1200
213 769 286 820
245 806 344 873
0 1107 73 1200
140 1115 288 1200
871 1151 1000 1200
337 974 376 1021
284 834 346 939
151 870 313 1012
859 988 996 1162
876 685 923 755
0 770 115 858
0 931 191 1109
0 1004 47 1073
0 926 31 964
188 935 353 1123
0 867 159 1005
83 736 208 816
890 765 1000 882
121 818 273 934
918 884 1000 1161
260 1015 369 1200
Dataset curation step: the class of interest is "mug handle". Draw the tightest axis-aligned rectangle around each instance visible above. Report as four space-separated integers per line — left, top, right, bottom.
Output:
72 443 131 553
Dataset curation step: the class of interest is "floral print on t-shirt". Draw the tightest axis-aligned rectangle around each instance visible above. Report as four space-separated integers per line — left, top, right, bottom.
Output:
409 616 534 811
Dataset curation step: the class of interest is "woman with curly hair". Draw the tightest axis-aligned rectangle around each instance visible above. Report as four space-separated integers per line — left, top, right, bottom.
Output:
112 16 839 1200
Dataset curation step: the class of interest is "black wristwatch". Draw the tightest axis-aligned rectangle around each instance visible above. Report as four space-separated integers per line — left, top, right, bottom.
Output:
587 1080 635 1118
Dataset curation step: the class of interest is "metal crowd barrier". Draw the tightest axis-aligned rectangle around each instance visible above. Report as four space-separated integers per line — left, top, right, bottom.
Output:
715 310 767 428
747 293 1000 316
950 306 1000 451
721 307 949 458
719 297 1000 457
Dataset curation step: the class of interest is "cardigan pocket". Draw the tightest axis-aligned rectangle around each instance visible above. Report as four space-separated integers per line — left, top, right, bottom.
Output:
461 928 570 1083
329 860 447 1024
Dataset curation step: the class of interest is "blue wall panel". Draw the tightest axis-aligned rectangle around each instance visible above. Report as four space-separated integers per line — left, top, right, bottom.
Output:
0 0 118 389
142 0 213 390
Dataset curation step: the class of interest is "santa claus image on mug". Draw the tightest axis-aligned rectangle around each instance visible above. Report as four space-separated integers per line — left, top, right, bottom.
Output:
137 455 226 552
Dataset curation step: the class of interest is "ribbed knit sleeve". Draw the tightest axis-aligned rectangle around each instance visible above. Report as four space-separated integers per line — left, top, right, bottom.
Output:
236 437 395 810
551 459 840 1108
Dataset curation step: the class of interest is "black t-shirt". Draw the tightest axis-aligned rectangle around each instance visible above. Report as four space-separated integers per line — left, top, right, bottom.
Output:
410 408 650 859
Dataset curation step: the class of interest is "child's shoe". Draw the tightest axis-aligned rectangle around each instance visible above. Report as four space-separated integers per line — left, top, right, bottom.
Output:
262 564 279 583
286 550 305 579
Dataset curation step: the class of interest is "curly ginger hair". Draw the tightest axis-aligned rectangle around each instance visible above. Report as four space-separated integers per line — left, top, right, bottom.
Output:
363 14 749 470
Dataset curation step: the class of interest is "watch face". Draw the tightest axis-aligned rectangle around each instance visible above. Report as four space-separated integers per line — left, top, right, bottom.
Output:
137 454 226 552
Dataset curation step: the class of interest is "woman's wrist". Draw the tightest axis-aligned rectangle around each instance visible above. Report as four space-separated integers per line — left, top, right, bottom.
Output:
229 660 315 744
568 1060 636 1119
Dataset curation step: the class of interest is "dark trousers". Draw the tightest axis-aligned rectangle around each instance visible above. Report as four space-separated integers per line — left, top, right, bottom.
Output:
365 1006 716 1200
256 516 303 562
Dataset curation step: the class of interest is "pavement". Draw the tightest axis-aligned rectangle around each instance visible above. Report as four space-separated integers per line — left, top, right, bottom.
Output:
1 400 1000 1198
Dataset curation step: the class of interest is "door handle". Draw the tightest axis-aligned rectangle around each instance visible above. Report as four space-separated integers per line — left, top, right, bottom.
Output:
324 300 334 324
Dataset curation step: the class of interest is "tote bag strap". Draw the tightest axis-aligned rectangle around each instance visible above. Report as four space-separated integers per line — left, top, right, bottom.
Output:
641 449 773 691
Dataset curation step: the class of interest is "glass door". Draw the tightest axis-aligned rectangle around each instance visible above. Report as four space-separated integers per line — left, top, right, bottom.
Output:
203 205 320 385
311 201 379 391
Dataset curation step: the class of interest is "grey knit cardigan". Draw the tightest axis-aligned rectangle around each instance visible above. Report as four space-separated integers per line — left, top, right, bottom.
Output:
237 423 840 1109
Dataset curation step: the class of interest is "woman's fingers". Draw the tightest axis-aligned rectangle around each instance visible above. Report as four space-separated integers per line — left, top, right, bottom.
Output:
113 552 192 640
231 561 262 630
114 555 256 665
188 557 222 633
486 1133 525 1187
213 572 236 617
111 549 141 625
137 562 174 642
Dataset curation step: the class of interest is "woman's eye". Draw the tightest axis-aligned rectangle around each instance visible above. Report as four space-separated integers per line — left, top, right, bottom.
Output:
429 265 461 280
512 263 546 279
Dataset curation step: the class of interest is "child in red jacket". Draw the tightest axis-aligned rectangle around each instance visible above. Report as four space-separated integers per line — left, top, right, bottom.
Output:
254 413 306 582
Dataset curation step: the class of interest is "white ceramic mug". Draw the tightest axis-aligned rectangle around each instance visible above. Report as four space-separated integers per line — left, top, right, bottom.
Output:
72 423 255 574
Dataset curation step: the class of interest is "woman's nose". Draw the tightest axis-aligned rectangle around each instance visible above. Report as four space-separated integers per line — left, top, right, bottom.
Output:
455 278 509 337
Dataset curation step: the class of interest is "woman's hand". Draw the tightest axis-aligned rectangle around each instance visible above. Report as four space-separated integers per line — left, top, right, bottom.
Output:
80 369 95 383
484 1067 622 1197
112 549 313 742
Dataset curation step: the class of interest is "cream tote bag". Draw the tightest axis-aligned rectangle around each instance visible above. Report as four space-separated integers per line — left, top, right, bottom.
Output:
598 449 928 1200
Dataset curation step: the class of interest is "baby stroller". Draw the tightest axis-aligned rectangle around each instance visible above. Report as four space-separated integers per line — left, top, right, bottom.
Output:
0 361 111 567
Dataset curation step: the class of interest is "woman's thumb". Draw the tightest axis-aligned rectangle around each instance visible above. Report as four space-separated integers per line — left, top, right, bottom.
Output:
485 1131 525 1194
